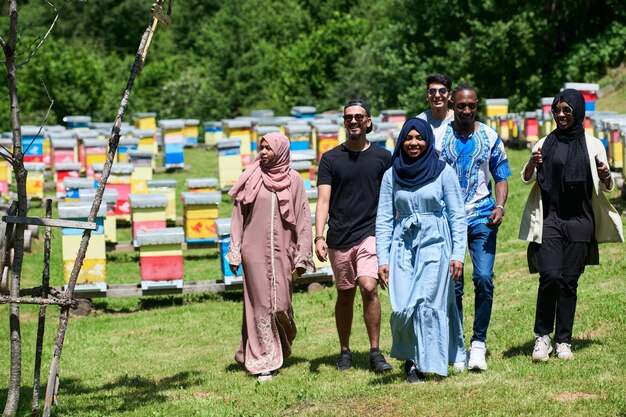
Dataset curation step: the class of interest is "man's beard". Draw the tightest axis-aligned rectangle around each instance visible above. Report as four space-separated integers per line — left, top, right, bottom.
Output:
457 117 474 130
348 132 361 141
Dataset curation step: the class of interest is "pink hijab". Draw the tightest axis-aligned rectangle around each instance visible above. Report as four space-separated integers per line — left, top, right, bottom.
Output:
228 132 296 226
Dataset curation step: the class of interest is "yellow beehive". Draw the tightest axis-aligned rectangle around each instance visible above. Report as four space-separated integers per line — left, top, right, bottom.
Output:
181 192 221 241
217 138 242 190
147 179 177 222
222 119 252 166
185 177 218 193
63 258 106 284
485 99 509 117
133 112 157 130
24 162 45 199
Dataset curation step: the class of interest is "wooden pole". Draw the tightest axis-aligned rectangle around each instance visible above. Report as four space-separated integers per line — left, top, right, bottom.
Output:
42 3 170 414
31 200 51 415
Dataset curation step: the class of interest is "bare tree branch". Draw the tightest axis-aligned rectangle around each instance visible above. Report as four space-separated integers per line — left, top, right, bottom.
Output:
0 144 15 166
16 0 59 68
23 78 54 156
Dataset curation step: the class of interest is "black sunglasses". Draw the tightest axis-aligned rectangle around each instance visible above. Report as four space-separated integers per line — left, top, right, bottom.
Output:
455 102 477 111
427 87 449 96
343 114 368 122
551 105 573 115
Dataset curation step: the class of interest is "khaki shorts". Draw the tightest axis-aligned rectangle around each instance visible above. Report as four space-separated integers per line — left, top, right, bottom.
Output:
328 236 378 291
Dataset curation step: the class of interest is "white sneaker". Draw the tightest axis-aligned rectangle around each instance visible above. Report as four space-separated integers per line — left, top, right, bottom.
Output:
532 335 552 362
257 371 273 382
452 361 466 372
468 341 487 371
556 343 574 360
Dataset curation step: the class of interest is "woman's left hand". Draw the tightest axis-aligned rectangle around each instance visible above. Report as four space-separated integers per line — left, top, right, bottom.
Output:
597 161 611 181
449 261 463 283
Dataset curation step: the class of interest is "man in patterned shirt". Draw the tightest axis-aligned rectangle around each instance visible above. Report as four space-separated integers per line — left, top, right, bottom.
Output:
436 84 512 372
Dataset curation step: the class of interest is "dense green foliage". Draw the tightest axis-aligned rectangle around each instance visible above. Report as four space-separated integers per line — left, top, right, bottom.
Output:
0 0 625 129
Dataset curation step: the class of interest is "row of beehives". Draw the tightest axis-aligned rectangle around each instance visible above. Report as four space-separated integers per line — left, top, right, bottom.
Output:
57 186 327 292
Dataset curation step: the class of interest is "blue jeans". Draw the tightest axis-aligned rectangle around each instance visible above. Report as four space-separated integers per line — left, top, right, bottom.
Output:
455 222 497 343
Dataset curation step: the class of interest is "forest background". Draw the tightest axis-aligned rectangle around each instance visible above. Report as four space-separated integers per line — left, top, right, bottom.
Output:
0 0 625 130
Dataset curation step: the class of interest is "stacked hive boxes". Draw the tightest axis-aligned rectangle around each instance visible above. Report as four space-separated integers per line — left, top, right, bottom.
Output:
50 133 78 166
129 193 168 244
222 119 253 167
133 112 157 130
63 115 91 130
107 163 134 219
64 177 96 202
286 123 312 151
159 119 185 169
137 227 184 290
0 145 11 194
184 119 200 147
381 110 407 129
523 112 539 143
215 218 242 285
186 177 218 193
314 123 339 161
134 128 157 158
216 138 242 190
181 191 221 243
79 188 119 244
291 106 316 120
22 126 44 164
128 150 154 194
117 135 139 163
24 162 45 200
58 202 107 292
203 122 222 147
54 162 81 197
485 99 509 132
147 179 177 222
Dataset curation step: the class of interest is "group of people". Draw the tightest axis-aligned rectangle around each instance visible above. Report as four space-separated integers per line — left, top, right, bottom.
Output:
226 73 623 383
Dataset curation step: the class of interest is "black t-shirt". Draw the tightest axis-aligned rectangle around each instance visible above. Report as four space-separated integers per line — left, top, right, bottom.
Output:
540 139 594 242
317 142 391 249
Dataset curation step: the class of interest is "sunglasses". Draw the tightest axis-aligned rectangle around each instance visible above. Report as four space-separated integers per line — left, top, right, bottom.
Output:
427 87 449 96
343 114 368 122
454 102 477 111
551 105 573 115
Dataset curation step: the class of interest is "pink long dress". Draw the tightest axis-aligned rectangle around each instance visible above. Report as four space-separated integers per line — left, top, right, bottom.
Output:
227 170 314 374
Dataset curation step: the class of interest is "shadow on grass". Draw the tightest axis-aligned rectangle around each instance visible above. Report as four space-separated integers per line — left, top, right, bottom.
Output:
224 356 308 374
184 251 220 261
0 372 201 415
55 371 201 414
91 290 244 314
502 337 600 358
309 350 389 374
293 281 334 294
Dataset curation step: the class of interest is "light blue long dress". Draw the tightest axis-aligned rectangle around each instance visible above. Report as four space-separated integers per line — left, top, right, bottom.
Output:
376 164 467 376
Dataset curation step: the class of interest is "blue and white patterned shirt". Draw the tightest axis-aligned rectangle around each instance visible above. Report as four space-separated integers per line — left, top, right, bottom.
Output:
437 122 512 226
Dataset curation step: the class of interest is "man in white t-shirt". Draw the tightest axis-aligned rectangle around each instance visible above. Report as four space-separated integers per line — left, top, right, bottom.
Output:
417 73 454 142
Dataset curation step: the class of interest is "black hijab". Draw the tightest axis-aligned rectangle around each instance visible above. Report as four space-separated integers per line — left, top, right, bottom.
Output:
391 118 446 188
537 88 589 192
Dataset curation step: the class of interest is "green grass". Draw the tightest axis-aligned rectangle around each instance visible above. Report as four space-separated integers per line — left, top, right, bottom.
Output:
3 106 626 415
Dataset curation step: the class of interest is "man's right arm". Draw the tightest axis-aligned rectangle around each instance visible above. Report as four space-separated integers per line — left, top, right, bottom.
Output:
315 184 331 262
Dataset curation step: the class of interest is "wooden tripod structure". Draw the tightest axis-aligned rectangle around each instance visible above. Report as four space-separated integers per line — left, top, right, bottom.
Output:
0 2 173 415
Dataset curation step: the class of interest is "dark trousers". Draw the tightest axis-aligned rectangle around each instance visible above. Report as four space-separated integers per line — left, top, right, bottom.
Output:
533 238 588 344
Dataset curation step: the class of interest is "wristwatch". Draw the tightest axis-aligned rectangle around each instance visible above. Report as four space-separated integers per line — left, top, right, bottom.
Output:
496 204 505 215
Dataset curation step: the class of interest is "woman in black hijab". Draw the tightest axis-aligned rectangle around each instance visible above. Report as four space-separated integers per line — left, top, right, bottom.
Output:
520 89 623 362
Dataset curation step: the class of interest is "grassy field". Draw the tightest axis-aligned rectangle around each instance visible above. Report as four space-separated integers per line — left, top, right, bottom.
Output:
2 105 626 414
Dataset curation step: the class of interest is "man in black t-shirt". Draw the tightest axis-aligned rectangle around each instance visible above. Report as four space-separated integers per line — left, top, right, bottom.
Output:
315 99 393 373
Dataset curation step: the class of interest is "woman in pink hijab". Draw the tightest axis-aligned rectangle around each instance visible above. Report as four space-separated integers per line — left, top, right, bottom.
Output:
227 132 314 381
